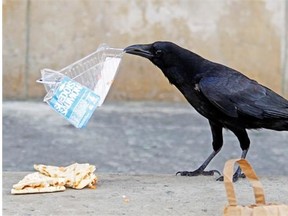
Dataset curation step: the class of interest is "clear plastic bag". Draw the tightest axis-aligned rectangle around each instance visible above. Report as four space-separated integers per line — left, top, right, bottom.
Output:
37 44 124 128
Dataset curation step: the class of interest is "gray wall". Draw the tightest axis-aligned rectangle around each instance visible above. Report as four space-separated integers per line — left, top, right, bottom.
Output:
3 0 288 101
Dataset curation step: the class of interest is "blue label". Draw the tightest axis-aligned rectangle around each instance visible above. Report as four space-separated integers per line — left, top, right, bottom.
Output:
47 77 100 128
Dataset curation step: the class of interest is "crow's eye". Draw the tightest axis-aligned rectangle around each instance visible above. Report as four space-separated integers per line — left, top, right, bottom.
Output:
155 50 163 57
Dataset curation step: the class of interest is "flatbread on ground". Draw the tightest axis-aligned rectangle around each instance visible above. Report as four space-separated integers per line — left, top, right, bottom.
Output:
11 172 66 194
11 163 97 194
34 163 97 189
11 186 66 194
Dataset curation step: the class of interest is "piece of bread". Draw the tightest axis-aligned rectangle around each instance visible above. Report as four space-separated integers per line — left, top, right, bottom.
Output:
34 163 97 189
11 186 66 194
11 172 66 194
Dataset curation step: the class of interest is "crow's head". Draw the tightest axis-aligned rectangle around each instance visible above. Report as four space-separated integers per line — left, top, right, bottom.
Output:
124 41 188 71
125 41 204 85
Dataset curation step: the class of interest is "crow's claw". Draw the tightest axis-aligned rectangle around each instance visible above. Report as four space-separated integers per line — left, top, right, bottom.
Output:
176 169 221 176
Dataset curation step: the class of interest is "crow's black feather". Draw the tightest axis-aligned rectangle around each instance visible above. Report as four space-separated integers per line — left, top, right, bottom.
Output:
125 41 288 181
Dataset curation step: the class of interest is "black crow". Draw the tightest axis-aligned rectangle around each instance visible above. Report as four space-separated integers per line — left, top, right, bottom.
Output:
124 41 288 181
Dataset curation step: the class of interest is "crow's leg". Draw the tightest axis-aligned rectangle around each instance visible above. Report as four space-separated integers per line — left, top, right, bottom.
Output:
176 121 223 177
217 129 250 182
176 150 221 176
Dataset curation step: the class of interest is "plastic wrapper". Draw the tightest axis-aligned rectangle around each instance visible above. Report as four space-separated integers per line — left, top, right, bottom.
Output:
37 44 123 128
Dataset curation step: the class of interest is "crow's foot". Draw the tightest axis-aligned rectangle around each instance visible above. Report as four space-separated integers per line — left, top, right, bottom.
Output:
176 169 221 176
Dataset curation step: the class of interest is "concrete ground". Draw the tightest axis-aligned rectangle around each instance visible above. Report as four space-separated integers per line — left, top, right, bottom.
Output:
3 172 288 216
3 101 288 215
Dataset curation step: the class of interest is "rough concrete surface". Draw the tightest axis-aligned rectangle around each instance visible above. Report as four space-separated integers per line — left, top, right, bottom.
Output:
3 101 288 175
3 173 288 216
3 101 288 215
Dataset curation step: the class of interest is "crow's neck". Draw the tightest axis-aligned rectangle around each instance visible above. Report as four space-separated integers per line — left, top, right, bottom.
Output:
185 52 206 75
161 52 206 86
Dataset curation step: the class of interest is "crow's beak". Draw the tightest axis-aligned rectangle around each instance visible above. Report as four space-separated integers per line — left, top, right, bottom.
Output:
124 44 154 59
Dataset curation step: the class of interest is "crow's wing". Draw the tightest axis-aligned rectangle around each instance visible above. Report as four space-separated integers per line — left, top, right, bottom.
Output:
198 73 288 119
